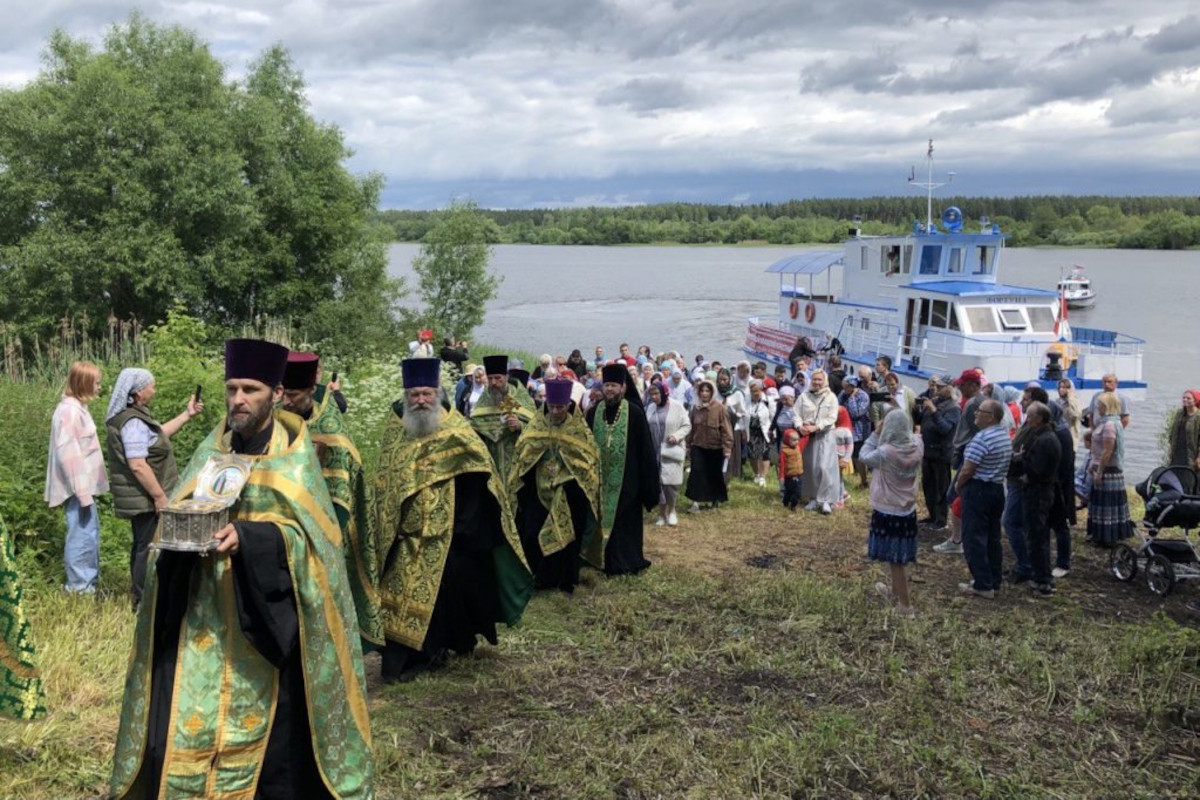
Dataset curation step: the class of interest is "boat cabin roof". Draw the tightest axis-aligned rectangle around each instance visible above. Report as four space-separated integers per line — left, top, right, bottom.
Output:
900 281 1060 299
766 251 842 275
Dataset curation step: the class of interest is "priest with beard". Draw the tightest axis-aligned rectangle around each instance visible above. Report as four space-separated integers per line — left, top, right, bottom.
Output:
371 358 532 683
510 379 602 593
584 363 660 576
280 351 383 649
110 339 373 800
470 354 536 484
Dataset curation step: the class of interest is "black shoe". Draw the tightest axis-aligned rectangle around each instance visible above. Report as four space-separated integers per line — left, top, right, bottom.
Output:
1030 582 1056 596
1006 571 1032 586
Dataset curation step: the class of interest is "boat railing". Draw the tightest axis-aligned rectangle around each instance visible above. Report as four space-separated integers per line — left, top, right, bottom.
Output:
917 328 1144 358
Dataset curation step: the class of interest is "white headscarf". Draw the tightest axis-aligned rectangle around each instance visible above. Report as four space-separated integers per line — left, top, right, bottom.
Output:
106 368 155 421
878 408 921 479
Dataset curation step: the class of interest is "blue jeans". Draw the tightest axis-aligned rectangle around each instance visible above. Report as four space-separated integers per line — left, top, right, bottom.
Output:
961 480 1005 592
1002 481 1031 579
64 496 100 593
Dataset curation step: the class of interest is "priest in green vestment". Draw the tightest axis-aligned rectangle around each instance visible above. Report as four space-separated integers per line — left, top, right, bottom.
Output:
110 339 373 800
1 511 46 721
280 351 383 649
469 354 535 483
584 364 660 576
510 380 602 593
371 358 532 683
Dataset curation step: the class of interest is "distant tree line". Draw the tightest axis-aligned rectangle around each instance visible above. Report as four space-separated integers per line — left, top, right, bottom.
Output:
376 196 1200 249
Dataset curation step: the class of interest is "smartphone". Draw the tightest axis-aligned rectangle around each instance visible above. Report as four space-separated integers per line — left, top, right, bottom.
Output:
868 391 891 403
330 371 339 383
194 384 203 402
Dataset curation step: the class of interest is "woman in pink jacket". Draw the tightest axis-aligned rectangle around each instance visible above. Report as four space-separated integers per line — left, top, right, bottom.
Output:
44 361 109 594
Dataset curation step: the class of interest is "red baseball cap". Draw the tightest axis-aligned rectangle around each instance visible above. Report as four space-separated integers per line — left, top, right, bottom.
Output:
953 368 984 386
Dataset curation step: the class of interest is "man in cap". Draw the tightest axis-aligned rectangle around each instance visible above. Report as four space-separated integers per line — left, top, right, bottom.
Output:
510 379 602 593
280 351 382 648
934 368 987 555
370 358 532 683
470 354 536 482
584 364 661 576
110 339 372 800
914 374 961 531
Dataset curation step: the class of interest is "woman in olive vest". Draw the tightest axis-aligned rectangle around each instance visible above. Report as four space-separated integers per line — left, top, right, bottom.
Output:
104 368 203 608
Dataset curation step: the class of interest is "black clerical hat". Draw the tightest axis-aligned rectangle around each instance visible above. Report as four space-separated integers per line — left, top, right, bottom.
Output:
225 339 289 387
602 363 628 384
282 351 319 390
401 358 441 389
483 355 509 376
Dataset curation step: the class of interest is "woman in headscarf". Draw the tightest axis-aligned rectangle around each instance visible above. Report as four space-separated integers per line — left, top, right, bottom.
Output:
1164 389 1200 469
1055 378 1083 448
745 380 773 487
859 408 924 617
685 379 732 511
646 382 692 526
103 367 203 608
717 367 747 485
798 370 841 514
1085 391 1134 546
566 349 589 378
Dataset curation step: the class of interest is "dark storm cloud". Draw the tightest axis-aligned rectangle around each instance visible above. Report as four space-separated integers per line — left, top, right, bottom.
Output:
1145 14 1200 53
596 77 696 114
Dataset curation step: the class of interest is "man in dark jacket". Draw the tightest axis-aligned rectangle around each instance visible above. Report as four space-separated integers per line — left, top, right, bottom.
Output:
914 374 960 531
1013 401 1062 595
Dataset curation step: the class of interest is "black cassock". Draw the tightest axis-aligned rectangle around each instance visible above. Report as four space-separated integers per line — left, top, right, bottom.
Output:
517 474 591 592
138 424 330 800
586 397 661 576
380 471 505 679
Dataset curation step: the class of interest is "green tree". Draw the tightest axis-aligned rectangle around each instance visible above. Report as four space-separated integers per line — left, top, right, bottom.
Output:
411 200 502 341
0 15 400 354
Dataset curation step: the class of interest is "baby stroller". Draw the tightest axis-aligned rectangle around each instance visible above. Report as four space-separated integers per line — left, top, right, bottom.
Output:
1111 466 1200 596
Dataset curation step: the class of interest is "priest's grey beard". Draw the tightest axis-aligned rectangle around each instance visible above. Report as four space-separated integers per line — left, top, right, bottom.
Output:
404 405 443 438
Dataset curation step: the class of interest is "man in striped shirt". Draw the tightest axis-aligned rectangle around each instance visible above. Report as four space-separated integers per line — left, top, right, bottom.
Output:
955 399 1013 598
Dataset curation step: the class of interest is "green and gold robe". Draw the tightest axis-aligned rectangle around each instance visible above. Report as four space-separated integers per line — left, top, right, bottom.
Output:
304 386 383 647
110 412 373 800
371 406 531 650
509 410 602 562
0 512 46 721
469 384 536 484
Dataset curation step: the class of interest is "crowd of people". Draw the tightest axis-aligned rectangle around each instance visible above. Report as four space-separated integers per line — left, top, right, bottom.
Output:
6 330 1190 796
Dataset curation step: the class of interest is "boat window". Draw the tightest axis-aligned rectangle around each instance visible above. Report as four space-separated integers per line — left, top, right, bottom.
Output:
931 300 949 328
919 298 931 326
999 308 1026 330
964 306 997 333
974 246 995 275
949 305 961 331
1027 306 1056 333
948 248 963 273
862 317 871 331
860 245 869 271
883 245 901 275
918 245 941 275
902 244 913 274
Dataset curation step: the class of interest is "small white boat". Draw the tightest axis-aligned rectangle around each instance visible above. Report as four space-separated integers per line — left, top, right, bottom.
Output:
1057 265 1096 309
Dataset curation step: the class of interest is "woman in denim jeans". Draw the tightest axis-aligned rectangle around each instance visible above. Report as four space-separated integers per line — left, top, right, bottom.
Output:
44 361 109 594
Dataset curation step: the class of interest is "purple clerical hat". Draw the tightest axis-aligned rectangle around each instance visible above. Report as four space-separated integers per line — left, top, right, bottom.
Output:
401 358 441 389
545 379 573 405
282 351 319 390
225 339 289 387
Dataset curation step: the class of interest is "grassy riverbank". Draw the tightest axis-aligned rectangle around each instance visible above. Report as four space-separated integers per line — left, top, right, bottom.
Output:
3 478 1198 799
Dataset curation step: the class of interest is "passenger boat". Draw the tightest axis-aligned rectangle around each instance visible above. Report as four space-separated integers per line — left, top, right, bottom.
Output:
1057 264 1097 309
743 146 1145 401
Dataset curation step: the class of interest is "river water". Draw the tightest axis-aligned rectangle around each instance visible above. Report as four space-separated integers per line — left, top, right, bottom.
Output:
387 243 1200 478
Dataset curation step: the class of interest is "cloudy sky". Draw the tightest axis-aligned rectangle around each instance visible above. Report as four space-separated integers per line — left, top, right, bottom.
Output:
2 1 1198 208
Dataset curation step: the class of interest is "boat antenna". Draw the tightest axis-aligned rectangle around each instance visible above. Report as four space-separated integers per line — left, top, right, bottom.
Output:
907 139 954 231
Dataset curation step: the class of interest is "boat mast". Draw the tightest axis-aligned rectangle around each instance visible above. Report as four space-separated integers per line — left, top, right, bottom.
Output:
908 140 954 231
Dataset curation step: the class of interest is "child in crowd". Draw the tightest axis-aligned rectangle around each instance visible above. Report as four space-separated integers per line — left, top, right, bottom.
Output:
778 428 807 511
834 405 855 507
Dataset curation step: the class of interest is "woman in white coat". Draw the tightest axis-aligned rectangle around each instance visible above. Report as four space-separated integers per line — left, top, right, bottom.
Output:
745 380 774 486
798 369 841 514
645 381 691 526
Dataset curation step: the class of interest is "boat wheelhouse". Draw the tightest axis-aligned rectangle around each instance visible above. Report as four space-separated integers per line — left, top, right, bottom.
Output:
744 213 1145 400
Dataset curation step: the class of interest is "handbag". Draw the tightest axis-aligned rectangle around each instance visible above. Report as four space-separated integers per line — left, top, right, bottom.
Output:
662 442 686 463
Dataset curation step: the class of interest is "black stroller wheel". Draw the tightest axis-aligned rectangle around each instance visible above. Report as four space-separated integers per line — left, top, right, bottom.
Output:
1146 554 1176 597
1111 544 1138 582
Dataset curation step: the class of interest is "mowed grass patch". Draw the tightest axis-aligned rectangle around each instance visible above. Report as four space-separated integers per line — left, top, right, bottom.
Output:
4 479 1199 799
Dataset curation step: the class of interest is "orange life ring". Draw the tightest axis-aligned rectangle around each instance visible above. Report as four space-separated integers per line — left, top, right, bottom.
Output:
804 302 817 324
788 298 800 319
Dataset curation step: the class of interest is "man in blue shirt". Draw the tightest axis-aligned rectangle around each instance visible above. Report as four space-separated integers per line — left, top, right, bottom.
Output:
955 399 1012 598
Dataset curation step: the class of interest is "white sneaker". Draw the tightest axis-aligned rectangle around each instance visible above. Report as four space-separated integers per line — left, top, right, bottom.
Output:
688 502 701 513
1052 567 1070 579
805 500 818 511
655 517 665 526
933 538 964 554
667 511 678 526
820 502 832 515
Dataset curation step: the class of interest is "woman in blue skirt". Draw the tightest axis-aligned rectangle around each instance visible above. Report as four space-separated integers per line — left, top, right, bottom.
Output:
860 409 925 616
